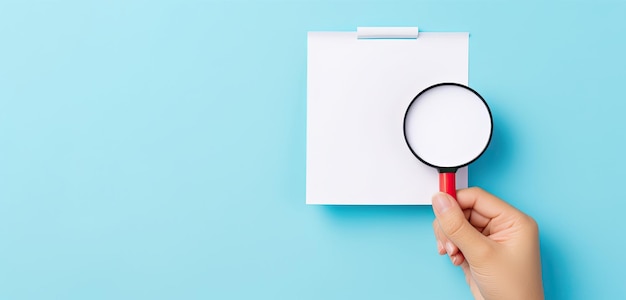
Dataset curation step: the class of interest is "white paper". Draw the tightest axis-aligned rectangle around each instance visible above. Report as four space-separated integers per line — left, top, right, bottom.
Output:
306 31 469 205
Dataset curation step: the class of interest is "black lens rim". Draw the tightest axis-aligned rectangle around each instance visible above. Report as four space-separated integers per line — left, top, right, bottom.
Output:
402 82 494 171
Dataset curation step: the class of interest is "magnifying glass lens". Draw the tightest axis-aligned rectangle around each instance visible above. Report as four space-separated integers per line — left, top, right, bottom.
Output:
403 83 492 199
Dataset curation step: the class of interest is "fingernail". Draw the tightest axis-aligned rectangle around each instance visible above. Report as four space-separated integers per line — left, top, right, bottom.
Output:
432 193 453 214
445 241 455 255
437 240 444 253
451 255 457 265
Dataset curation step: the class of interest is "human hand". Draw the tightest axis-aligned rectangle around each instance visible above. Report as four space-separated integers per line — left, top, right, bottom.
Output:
431 187 544 300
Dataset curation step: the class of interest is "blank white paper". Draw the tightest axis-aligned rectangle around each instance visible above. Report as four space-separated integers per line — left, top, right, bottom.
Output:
306 31 469 205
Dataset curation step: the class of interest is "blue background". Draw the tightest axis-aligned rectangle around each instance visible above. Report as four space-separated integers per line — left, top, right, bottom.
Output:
1 0 625 299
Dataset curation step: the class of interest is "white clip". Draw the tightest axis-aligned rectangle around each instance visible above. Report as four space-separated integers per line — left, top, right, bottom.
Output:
357 27 419 39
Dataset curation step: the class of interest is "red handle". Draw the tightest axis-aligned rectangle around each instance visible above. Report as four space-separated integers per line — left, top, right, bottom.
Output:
439 172 457 200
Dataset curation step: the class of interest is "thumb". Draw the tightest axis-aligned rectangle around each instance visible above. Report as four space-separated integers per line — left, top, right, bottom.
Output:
432 192 491 259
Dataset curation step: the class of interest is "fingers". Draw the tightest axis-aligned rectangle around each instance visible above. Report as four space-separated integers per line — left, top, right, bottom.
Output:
433 220 459 256
456 187 520 220
432 188 522 266
451 252 465 266
433 220 446 255
433 218 465 266
432 192 492 261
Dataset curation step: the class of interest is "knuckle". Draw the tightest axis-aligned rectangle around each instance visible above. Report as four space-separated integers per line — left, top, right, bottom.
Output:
459 186 486 199
467 186 484 193
522 215 540 234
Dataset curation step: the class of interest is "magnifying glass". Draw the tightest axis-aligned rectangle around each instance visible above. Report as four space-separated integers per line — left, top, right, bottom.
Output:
403 83 493 200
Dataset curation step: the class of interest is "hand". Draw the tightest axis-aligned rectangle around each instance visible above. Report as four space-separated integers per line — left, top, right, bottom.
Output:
431 187 544 300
